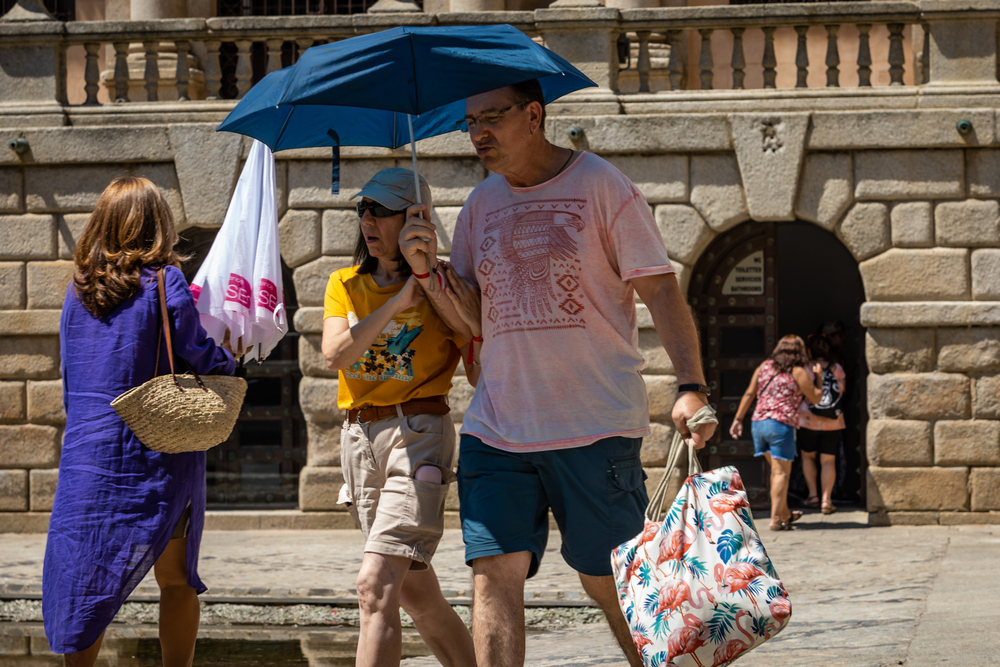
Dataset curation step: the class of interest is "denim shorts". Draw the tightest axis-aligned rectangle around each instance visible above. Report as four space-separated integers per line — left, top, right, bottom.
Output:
751 419 797 462
457 434 648 578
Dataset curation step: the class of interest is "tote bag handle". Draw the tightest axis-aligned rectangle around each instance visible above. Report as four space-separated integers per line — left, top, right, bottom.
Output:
645 404 718 522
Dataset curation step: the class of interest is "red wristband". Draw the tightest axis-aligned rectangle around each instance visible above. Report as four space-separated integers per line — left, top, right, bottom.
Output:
467 336 483 366
412 270 430 280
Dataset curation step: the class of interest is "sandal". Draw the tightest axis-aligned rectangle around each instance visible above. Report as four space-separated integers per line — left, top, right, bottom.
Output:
804 496 820 508
786 510 804 525
821 503 837 515
769 521 788 531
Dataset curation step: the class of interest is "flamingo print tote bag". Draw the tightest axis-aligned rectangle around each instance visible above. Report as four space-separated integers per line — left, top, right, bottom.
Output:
612 417 792 667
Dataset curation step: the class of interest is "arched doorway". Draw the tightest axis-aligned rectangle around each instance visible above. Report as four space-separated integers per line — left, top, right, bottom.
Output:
689 220 867 508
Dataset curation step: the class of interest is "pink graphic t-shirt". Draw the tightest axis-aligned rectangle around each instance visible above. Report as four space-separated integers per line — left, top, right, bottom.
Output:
450 152 674 452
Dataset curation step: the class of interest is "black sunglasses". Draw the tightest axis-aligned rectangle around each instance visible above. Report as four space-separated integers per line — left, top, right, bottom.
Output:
356 200 406 218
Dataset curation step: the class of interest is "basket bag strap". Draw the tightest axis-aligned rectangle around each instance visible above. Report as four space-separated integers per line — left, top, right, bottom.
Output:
155 267 207 392
645 404 718 522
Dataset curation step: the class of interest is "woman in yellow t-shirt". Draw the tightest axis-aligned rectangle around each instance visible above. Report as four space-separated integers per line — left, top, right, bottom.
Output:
321 167 476 667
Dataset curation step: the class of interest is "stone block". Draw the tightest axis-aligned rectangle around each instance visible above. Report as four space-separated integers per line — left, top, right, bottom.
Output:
448 376 475 423
0 262 25 309
298 334 337 378
867 419 933 466
0 168 22 213
974 375 1000 418
0 336 60 379
58 213 90 260
0 512 50 533
640 421 676 466
0 381 25 422
935 199 1000 247
971 468 1000 511
278 209 322 269
0 311 61 335
29 468 58 511
275 161 288 220
306 420 343 468
808 110 995 149
867 466 968 511
645 375 678 422
865 328 935 373
168 124 242 227
299 377 342 424
432 206 461 254
972 249 1000 300
859 248 969 301
855 150 964 201
937 327 1000 371
320 208 358 257
132 163 187 229
730 113 809 222
638 330 674 374
292 256 355 307
934 420 1000 466
870 511 940 526
0 214 56 260
860 302 1000 328
24 164 121 213
890 201 934 248
968 149 1000 198
0 424 60 468
0 470 28 511
795 152 853 230
689 154 749 232
605 155 687 204
868 372 970 420
838 202 890 260
288 159 396 208
292 307 324 335
938 511 1000 525
654 205 712 265
298 466 346 511
26 261 74 309
26 380 64 424
417 158 486 207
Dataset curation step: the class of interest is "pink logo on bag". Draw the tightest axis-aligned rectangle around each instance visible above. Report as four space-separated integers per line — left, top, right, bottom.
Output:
190 283 202 305
225 273 252 309
257 278 279 312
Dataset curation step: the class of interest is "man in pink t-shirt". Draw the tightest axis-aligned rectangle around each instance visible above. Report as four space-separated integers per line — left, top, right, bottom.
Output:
448 80 716 667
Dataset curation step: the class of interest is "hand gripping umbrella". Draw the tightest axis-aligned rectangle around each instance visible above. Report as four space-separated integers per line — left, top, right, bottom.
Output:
217 24 596 285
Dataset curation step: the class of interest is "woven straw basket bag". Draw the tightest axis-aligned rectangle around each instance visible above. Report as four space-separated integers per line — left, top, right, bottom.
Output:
111 268 247 454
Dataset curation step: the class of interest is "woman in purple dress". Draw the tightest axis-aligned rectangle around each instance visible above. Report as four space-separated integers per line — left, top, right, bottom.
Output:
43 177 235 667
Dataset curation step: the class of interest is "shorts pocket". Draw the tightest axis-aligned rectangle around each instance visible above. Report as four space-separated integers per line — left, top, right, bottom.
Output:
608 456 646 492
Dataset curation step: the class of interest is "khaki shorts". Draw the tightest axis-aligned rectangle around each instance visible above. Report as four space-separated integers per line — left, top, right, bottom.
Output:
339 409 457 570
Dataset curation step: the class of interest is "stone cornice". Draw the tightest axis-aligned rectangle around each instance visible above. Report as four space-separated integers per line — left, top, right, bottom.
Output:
861 302 1000 327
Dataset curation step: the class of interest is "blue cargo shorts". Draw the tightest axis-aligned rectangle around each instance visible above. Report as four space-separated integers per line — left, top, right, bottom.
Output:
456 434 648 578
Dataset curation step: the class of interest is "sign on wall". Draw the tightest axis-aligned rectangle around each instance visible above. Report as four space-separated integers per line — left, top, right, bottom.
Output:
722 250 764 295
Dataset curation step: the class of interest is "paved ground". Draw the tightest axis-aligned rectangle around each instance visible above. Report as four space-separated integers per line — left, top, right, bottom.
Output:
2 510 998 666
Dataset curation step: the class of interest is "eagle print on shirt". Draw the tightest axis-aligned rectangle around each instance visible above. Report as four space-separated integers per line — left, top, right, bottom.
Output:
478 199 587 336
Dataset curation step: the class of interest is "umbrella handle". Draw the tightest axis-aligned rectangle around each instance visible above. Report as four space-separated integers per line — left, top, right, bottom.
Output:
408 114 436 293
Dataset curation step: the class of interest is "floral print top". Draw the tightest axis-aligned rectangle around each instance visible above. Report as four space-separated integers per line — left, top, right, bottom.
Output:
751 359 804 427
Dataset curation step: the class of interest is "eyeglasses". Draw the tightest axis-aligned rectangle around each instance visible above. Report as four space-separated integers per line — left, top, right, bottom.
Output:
456 101 528 133
356 201 406 219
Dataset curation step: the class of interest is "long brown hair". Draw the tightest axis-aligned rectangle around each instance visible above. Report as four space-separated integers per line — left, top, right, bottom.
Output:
770 334 809 373
73 177 186 318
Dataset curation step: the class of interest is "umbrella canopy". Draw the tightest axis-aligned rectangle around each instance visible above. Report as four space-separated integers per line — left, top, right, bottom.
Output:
217 24 595 152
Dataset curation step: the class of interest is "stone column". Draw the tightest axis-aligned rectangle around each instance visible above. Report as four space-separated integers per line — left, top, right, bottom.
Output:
920 0 1000 89
130 0 185 19
448 0 505 11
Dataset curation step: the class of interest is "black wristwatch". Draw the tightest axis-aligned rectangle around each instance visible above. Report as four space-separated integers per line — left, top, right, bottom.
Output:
678 383 712 397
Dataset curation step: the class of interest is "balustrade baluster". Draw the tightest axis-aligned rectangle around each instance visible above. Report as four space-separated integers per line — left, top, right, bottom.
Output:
143 41 159 102
205 40 222 100
888 23 905 86
920 23 930 84
175 40 190 101
112 42 129 103
698 29 714 90
637 31 651 93
295 37 314 63
825 25 840 87
762 26 777 89
235 40 253 99
731 27 745 90
857 24 872 87
83 42 101 106
266 38 284 74
667 30 684 91
794 26 809 88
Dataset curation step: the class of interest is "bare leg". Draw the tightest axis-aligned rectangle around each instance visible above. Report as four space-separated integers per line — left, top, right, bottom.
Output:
400 563 477 667
63 630 105 667
579 573 642 667
471 551 532 667
356 552 412 667
154 537 200 667
767 454 793 525
800 450 819 500
820 453 837 507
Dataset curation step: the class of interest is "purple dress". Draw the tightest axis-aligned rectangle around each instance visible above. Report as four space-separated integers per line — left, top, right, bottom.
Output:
43 265 235 653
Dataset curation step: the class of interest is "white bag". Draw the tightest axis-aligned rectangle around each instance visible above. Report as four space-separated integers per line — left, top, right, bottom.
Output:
612 412 792 667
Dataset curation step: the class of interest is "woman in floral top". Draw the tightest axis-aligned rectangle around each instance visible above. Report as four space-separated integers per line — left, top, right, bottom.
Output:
730 335 823 530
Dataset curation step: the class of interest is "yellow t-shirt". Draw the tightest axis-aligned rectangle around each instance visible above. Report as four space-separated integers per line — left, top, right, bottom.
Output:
324 266 464 411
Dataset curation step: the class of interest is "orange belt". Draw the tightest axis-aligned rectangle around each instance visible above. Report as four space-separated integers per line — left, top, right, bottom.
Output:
348 395 450 425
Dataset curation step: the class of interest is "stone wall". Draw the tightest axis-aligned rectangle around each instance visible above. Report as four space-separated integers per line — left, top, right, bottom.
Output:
1 109 999 530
